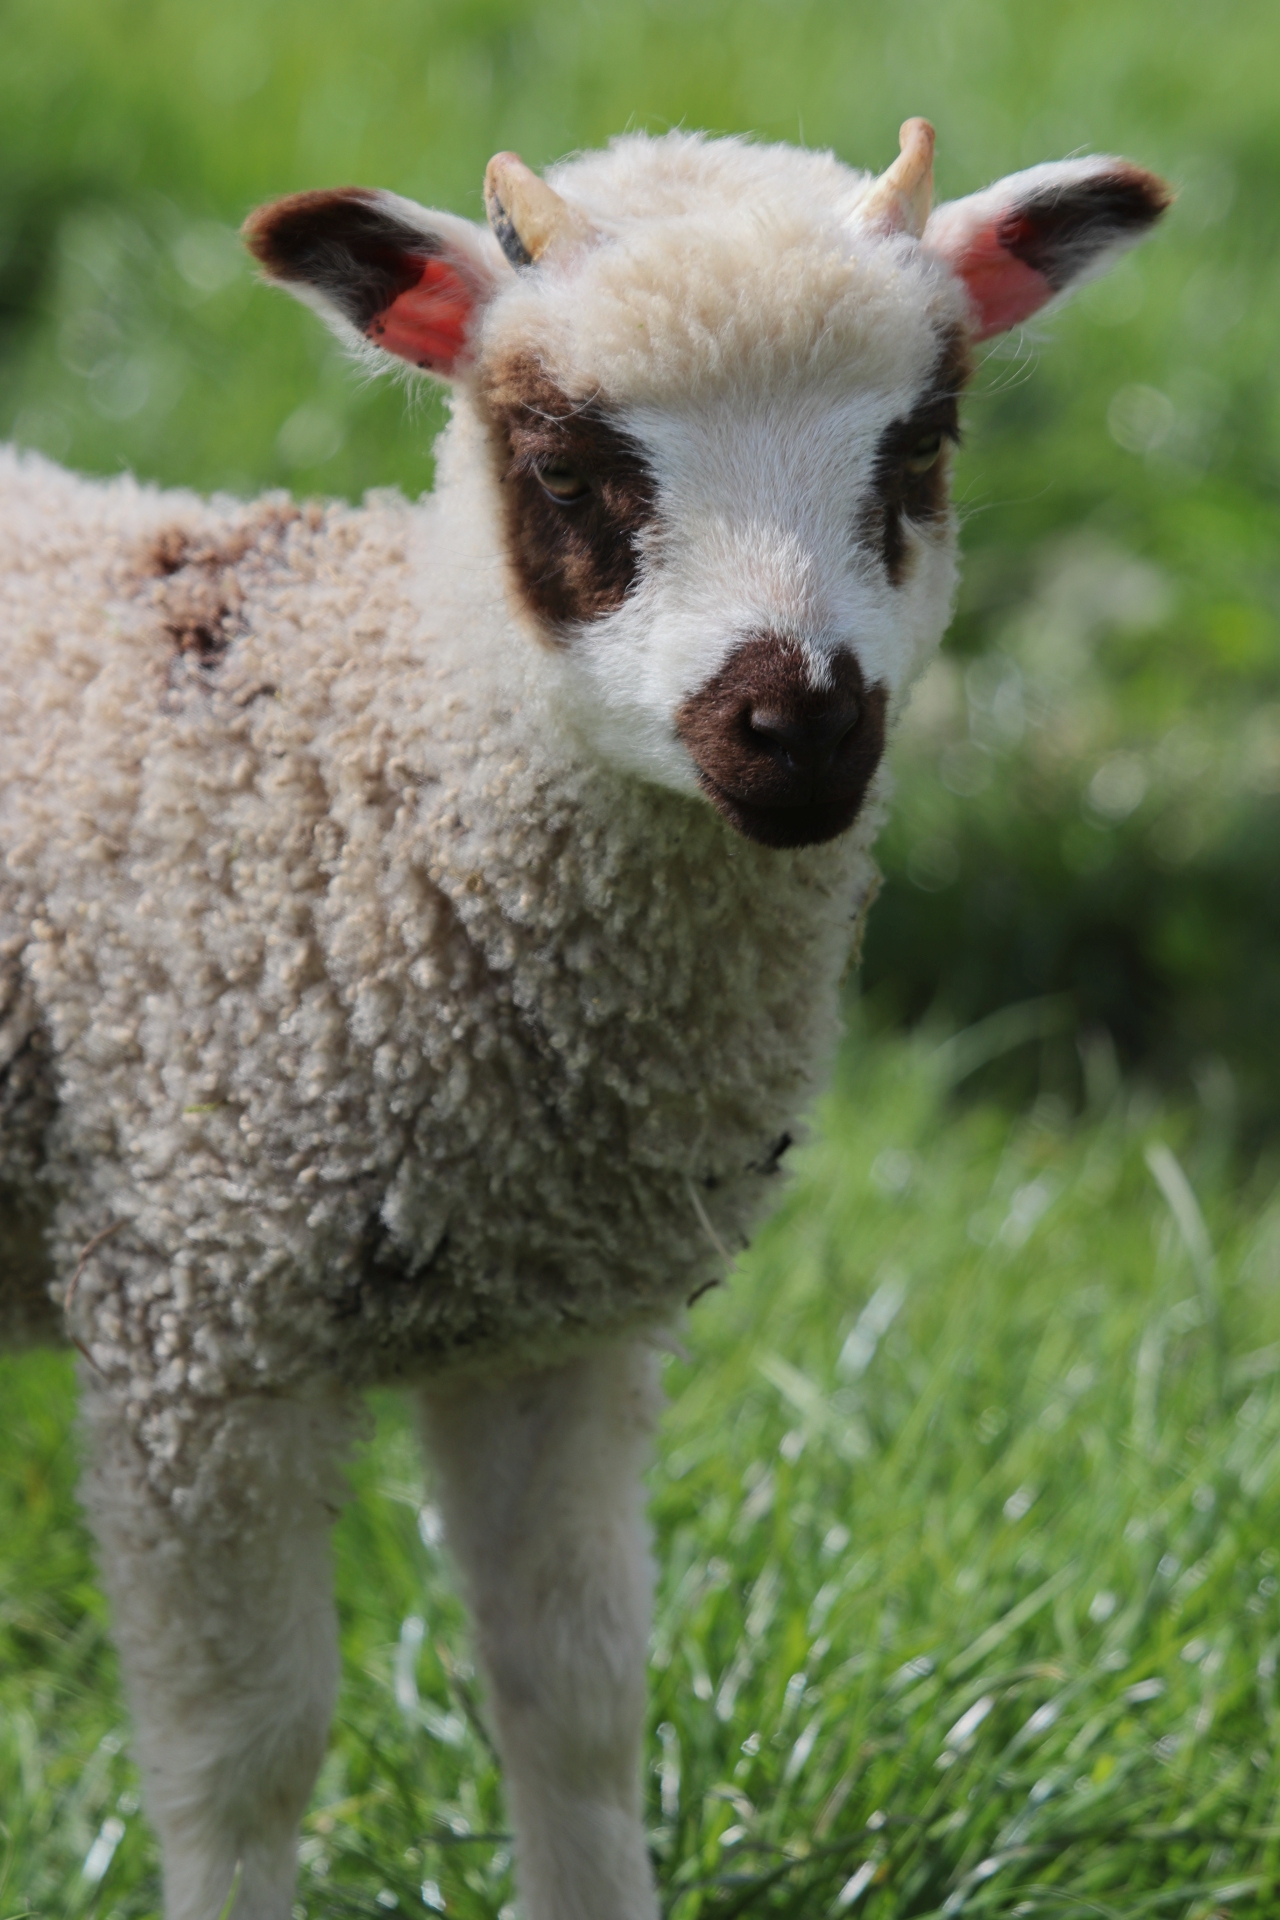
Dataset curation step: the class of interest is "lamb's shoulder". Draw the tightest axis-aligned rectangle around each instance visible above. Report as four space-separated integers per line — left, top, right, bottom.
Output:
1 477 447 1385
0 473 396 1013
0 458 342 858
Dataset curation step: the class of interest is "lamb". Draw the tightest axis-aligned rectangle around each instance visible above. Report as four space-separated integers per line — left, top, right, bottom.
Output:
0 120 1168 1920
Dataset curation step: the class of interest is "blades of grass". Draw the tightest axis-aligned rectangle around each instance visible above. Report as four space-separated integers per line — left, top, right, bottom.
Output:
1145 1143 1226 1412
929 997 1075 1089
755 1354 871 1462
215 1861 241 1920
942 1567 1077 1682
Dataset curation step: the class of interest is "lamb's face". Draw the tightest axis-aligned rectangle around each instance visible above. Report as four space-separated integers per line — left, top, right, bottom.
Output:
243 125 1168 850
464 135 982 846
475 320 968 848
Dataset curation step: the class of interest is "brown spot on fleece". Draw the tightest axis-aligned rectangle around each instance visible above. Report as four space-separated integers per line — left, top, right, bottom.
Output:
478 350 658 634
139 502 301 670
861 323 971 585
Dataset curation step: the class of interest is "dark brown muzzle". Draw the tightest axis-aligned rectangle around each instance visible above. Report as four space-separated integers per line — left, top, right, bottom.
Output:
675 633 887 849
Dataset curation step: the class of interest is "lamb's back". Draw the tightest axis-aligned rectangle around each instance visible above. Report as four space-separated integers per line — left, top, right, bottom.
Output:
0 451 214 1345
0 454 439 1397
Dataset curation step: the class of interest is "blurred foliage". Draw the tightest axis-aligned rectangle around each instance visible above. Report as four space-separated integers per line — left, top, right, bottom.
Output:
1 0 1278 1122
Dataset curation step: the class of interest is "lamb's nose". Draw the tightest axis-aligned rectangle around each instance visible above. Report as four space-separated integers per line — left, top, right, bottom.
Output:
747 699 861 773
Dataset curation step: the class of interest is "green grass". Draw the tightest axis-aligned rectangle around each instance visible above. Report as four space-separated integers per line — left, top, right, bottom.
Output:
5 1024 1280 1918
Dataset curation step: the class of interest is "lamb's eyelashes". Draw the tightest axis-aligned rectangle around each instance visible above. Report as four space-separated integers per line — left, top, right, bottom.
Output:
534 461 591 503
902 432 945 474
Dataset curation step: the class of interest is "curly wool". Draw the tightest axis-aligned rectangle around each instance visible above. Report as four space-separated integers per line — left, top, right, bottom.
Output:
0 440 879 1485
490 133 967 408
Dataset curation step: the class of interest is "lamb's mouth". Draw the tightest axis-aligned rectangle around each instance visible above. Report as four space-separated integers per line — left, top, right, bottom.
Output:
693 769 866 850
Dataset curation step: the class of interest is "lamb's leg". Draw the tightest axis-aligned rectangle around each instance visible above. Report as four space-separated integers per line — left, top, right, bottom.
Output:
418 1338 662 1920
79 1384 353 1920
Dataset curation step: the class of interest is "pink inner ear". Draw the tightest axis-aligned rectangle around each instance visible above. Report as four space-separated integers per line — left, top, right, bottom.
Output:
367 256 476 371
950 220 1055 340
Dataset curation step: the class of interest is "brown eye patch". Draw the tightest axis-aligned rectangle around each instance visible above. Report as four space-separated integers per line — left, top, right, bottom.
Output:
478 351 658 636
861 324 972 586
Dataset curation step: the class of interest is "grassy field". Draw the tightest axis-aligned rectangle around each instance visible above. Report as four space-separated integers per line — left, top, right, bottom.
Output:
6 1027 1280 1916
2 0 1279 1913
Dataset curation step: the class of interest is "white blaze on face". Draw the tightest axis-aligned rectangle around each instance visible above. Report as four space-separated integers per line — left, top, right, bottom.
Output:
549 368 962 796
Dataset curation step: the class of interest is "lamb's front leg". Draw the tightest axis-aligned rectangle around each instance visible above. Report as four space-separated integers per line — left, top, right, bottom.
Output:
79 1383 354 1920
418 1339 663 1920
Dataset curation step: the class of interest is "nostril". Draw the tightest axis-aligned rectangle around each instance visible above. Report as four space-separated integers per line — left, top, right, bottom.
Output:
747 701 861 768
748 709 793 751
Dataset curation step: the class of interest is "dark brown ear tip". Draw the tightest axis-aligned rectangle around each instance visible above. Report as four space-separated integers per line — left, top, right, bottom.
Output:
240 193 318 274
1117 162 1177 221
240 202 276 266
239 187 377 273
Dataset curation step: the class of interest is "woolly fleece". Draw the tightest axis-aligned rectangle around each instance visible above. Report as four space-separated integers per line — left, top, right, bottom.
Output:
0 437 879 1491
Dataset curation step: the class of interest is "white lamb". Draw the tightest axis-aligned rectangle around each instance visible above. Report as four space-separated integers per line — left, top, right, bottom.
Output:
0 121 1167 1920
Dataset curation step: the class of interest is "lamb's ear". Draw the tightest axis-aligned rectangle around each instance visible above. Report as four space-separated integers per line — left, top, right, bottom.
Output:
924 159 1172 341
242 188 505 378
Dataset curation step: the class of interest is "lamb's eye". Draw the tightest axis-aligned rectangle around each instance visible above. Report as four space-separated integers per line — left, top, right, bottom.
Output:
537 462 590 503
903 433 944 475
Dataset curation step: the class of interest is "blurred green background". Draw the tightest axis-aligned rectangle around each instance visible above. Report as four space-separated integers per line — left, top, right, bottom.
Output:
3 0 1278 1131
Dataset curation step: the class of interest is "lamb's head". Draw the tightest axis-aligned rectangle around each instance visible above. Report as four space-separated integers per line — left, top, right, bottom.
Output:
245 126 1168 849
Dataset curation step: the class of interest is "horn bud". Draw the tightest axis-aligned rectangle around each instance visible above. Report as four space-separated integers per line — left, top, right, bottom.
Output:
859 117 935 238
484 152 594 268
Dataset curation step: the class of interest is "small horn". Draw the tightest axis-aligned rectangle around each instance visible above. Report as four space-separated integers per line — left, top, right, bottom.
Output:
859 117 935 238
483 152 594 268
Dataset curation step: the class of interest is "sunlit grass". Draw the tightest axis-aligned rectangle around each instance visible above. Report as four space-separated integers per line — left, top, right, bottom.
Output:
4 1025 1280 1917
